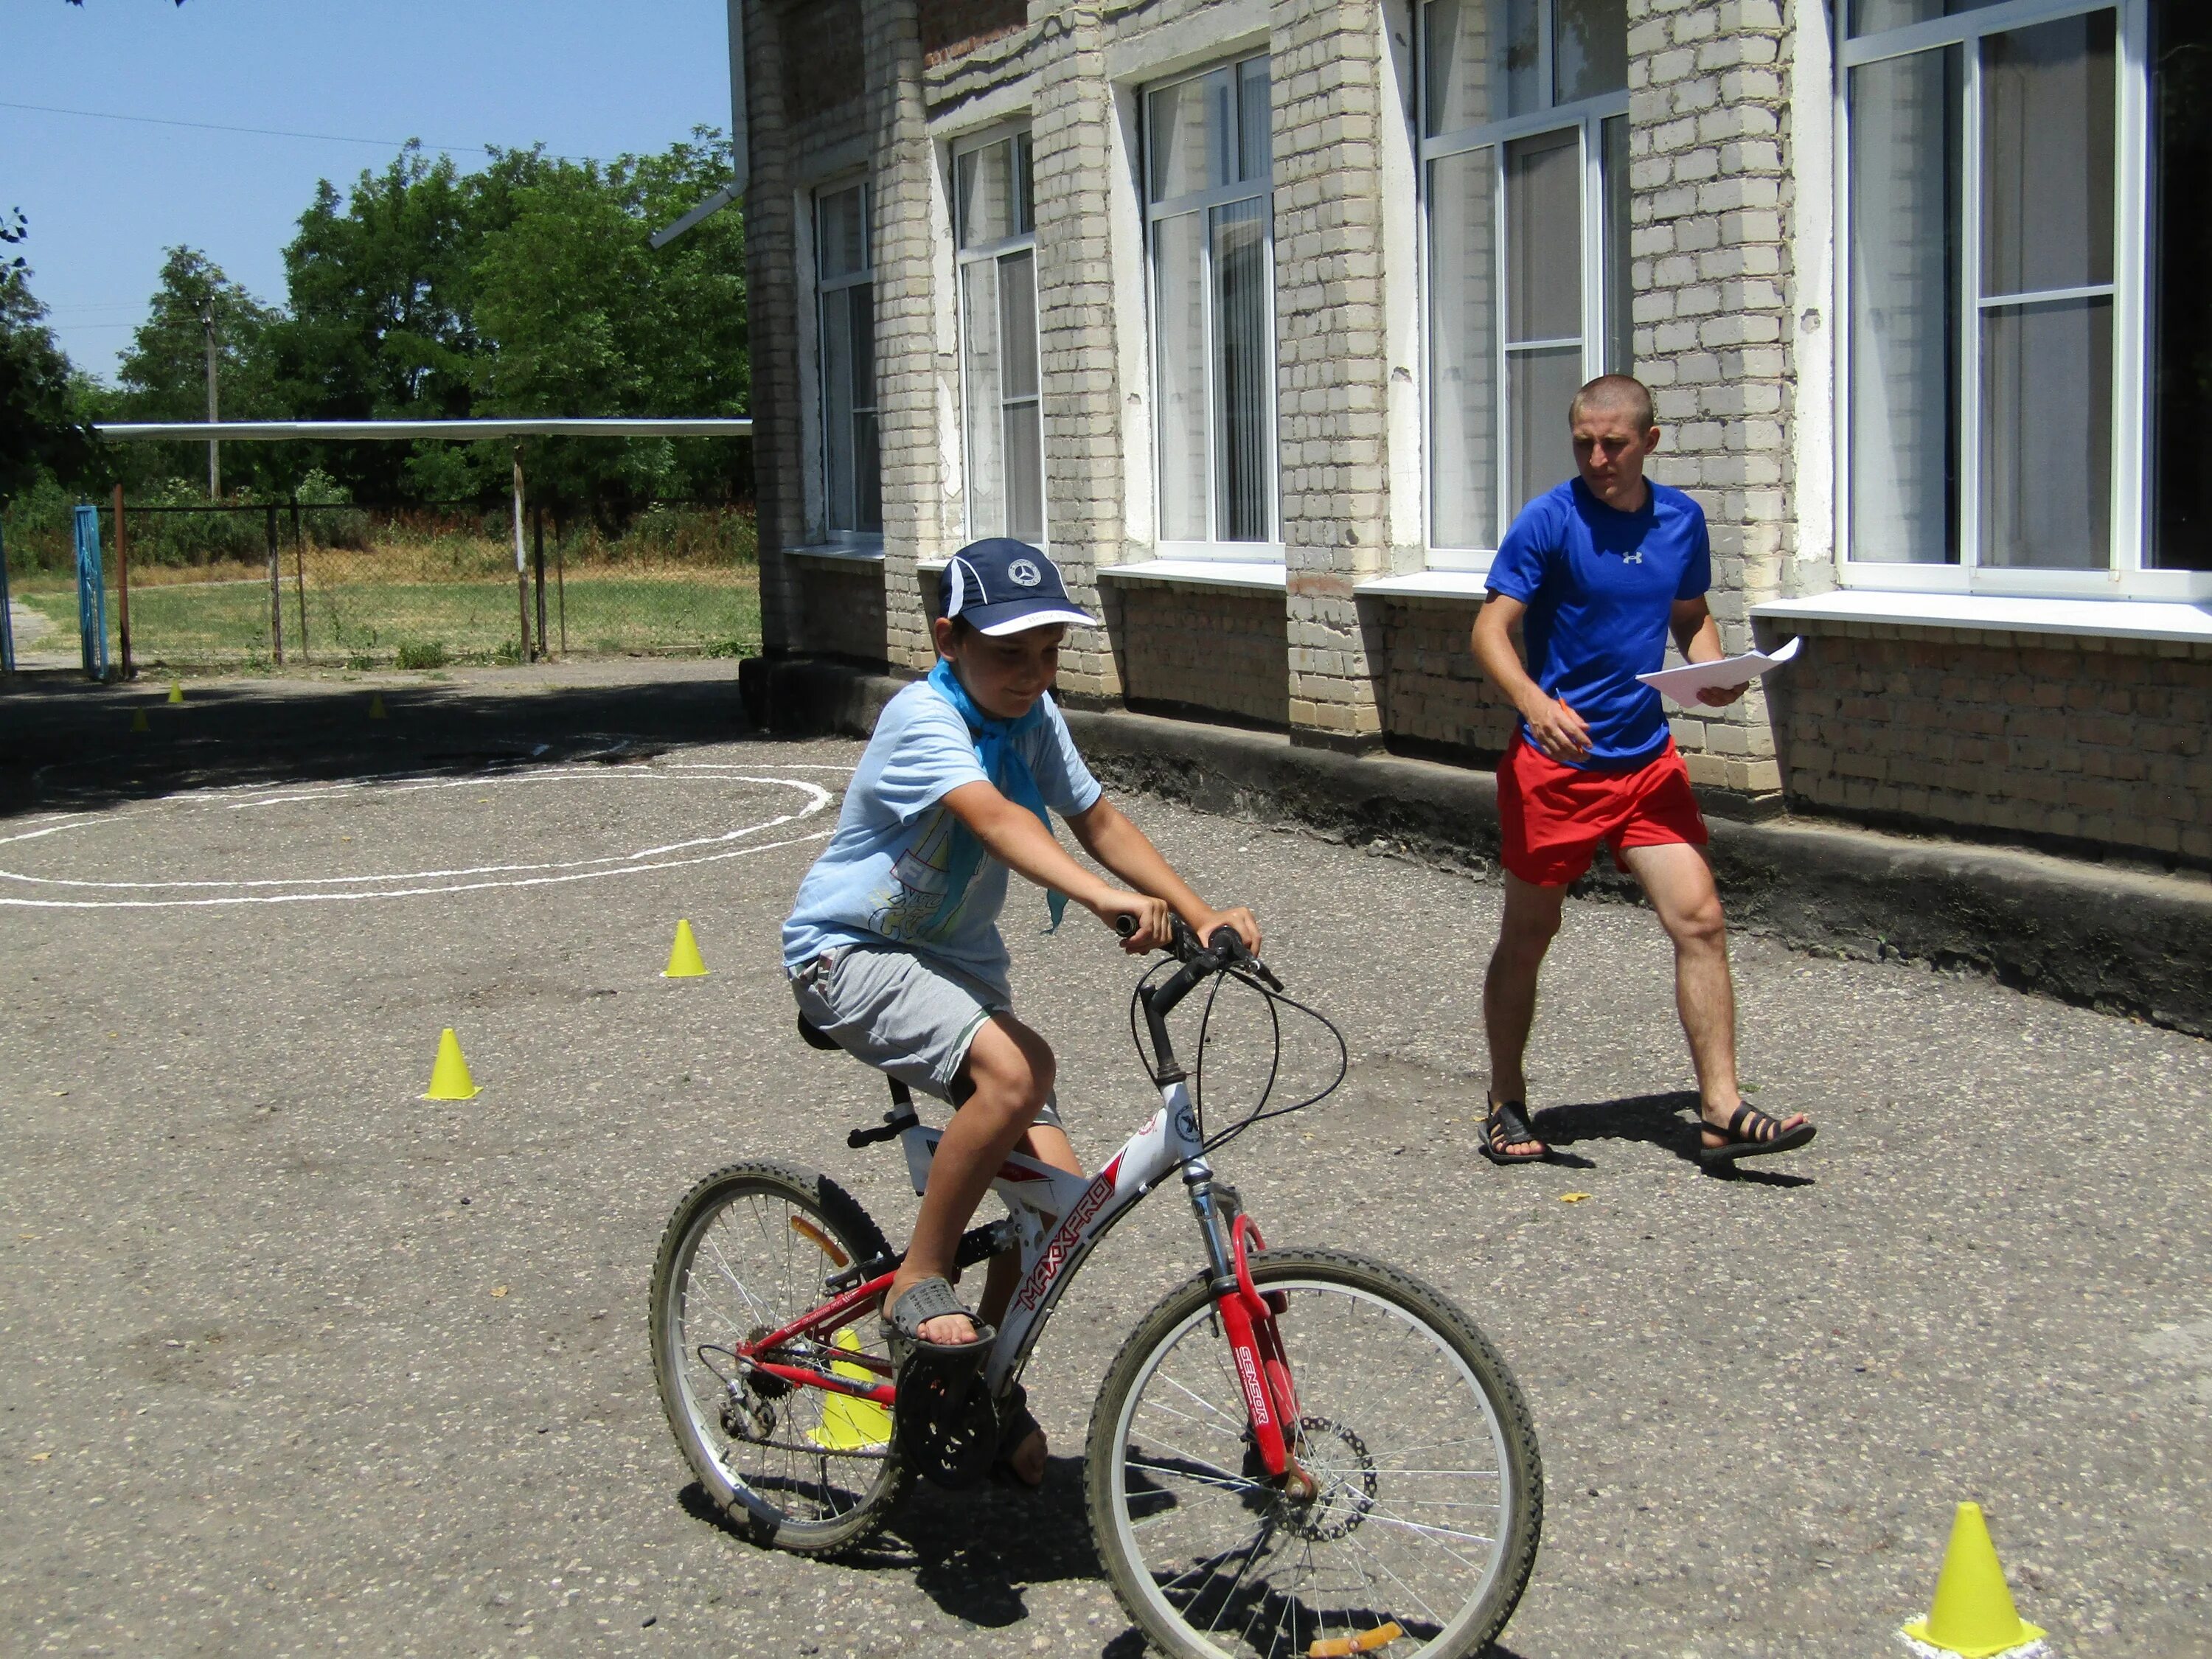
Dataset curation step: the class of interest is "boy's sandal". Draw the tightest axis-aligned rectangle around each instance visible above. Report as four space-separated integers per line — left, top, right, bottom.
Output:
1478 1098 1549 1166
881 1276 996 1363
990 1381 1046 1489
1697 1102 1817 1166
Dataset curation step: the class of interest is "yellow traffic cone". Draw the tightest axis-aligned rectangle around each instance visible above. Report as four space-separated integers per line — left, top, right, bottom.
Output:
421 1028 481 1101
166 682 184 704
807 1327 893 1451
661 919 709 978
130 708 150 733
369 692 386 720
1902 1503 2046 1657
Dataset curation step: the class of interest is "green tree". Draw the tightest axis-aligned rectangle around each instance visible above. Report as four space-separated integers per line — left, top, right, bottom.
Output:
0 209 94 504
114 246 284 495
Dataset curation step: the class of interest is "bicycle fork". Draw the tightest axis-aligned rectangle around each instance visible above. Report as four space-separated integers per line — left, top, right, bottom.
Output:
1185 1158 1314 1499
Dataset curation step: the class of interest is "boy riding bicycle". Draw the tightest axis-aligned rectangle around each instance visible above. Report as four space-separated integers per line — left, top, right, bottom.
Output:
782 538 1260 1486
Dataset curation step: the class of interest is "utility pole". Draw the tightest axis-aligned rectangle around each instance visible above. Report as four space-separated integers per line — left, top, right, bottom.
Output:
199 296 220 498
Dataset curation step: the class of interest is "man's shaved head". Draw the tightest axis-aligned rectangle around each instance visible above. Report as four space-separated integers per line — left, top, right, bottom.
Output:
1569 373 1655 434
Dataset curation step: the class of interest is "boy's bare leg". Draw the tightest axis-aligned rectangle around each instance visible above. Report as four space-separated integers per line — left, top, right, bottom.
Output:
973 1121 1079 1486
1617 841 1808 1144
885 1014 1055 1345
1483 872 1568 1155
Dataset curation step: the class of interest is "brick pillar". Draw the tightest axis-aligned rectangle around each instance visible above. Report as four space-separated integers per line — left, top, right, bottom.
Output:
1274 0 1392 751
867 0 941 674
1032 9 1124 701
1627 0 1801 801
742 0 804 656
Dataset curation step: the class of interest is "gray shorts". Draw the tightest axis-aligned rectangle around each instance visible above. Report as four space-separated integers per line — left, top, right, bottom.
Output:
790 945 1062 1128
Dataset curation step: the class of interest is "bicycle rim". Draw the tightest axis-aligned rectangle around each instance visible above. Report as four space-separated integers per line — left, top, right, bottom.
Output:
651 1164 904 1552
1093 1252 1540 1659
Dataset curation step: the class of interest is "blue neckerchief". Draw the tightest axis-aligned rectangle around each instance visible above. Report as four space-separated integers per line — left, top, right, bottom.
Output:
925 658 1070 933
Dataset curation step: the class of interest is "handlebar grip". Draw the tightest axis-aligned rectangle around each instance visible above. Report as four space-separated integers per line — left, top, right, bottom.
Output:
1206 924 1247 959
1113 913 1139 939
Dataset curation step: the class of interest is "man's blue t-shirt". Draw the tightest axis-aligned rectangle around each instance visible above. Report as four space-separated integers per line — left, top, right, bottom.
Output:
782 680 1103 998
1486 477 1711 769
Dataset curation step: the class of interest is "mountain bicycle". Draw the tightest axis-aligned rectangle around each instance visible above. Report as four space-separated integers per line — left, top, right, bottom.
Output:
650 919 1543 1659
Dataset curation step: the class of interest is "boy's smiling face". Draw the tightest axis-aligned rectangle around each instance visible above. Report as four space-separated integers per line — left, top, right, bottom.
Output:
934 617 1065 720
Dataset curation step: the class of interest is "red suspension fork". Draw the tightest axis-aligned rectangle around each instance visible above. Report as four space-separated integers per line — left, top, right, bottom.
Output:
1217 1213 1304 1479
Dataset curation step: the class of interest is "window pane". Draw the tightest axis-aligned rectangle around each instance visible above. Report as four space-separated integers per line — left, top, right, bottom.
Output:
958 140 1013 248
2151 0 2212 569
1510 346 1582 517
853 409 883 535
1982 13 2115 298
1239 58 1272 183
1980 297 2111 568
818 184 868 278
1154 209 1211 541
962 260 1005 537
1150 69 1233 201
1429 147 1499 548
1601 114 1632 374
823 282 856 531
1213 197 1273 542
1424 0 1541 130
998 250 1038 400
1554 0 1627 104
1848 47 1961 564
1013 131 1034 234
1851 0 2005 38
1005 402 1045 544
1506 128 1582 344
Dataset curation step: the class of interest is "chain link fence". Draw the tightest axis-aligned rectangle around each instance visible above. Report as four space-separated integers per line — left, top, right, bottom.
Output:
3 498 759 672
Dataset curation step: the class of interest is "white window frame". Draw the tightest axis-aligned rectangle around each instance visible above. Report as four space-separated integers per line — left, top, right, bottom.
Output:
814 176 882 547
1417 0 1631 571
1835 0 2208 600
1142 50 1282 562
950 121 1048 546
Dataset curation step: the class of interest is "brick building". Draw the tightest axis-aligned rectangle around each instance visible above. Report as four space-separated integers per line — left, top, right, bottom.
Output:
728 0 2212 869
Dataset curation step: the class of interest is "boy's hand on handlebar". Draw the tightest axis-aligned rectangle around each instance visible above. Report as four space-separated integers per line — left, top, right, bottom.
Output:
1192 905 1262 959
1096 891 1174 953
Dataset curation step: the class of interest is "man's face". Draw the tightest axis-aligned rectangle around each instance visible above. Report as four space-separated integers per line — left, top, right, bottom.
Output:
935 619 1065 720
1571 401 1660 503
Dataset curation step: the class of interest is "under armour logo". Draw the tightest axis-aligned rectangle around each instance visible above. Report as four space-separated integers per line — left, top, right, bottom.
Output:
1007 558 1043 587
1621 551 1644 565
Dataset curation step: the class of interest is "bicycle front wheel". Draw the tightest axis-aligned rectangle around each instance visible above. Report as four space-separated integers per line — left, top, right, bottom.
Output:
1085 1248 1543 1659
649 1161 908 1556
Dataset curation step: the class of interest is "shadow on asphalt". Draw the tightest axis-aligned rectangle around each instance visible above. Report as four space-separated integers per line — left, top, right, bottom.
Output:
0 669 771 821
1533 1089 1817 1187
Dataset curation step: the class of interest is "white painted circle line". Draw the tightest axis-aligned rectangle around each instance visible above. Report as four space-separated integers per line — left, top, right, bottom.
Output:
0 767 841 908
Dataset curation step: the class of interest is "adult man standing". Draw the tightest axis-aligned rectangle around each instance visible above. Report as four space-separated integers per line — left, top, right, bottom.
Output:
1470 375 1815 1168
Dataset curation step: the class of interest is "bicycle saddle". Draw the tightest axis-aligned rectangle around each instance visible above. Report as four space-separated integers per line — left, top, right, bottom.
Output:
795 1013 841 1052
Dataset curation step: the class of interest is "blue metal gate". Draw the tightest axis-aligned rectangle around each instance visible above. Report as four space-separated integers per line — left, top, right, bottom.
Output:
74 501 108 681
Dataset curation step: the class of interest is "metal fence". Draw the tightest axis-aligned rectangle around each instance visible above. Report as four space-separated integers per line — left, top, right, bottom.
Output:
3 498 760 673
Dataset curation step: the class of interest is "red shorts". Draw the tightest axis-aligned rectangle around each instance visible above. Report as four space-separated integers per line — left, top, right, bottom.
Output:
1498 736 1708 886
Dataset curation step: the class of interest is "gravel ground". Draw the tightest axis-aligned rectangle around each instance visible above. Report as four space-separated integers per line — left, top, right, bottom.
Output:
1 669 2206 1658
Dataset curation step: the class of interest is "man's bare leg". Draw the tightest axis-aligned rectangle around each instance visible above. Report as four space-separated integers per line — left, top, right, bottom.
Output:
1484 872 1569 1156
1618 841 1809 1146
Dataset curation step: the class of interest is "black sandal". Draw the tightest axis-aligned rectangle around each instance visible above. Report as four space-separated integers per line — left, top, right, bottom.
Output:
1478 1097 1548 1166
1698 1101 1816 1166
881 1276 995 1361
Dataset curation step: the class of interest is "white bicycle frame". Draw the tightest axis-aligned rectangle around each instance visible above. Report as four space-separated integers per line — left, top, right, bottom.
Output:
896 1077 1210 1395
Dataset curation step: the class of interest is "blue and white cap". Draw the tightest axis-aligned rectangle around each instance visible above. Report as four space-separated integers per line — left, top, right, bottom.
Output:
939 539 1097 636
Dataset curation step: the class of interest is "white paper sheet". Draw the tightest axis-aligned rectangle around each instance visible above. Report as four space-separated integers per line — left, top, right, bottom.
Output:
1635 635 1801 703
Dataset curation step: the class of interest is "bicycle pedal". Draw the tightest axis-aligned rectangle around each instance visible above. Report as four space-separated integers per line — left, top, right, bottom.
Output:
892 1346 999 1489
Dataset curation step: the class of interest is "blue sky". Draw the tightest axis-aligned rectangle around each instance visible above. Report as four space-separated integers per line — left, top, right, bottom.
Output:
4 0 736 380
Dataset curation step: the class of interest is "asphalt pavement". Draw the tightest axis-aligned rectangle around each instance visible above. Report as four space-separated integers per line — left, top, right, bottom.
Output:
1 665 2205 1658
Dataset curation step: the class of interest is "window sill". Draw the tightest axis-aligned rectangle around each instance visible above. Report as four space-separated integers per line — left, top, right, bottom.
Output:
1751 589 2212 645
786 541 885 568
1357 570 1493 600
1097 558 1287 591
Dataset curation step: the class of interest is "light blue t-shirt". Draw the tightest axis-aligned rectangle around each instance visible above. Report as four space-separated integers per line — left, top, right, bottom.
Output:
782 681 1104 996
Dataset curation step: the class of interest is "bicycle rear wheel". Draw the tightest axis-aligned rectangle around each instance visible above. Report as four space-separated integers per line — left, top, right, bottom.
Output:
1085 1248 1543 1659
649 1161 908 1555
